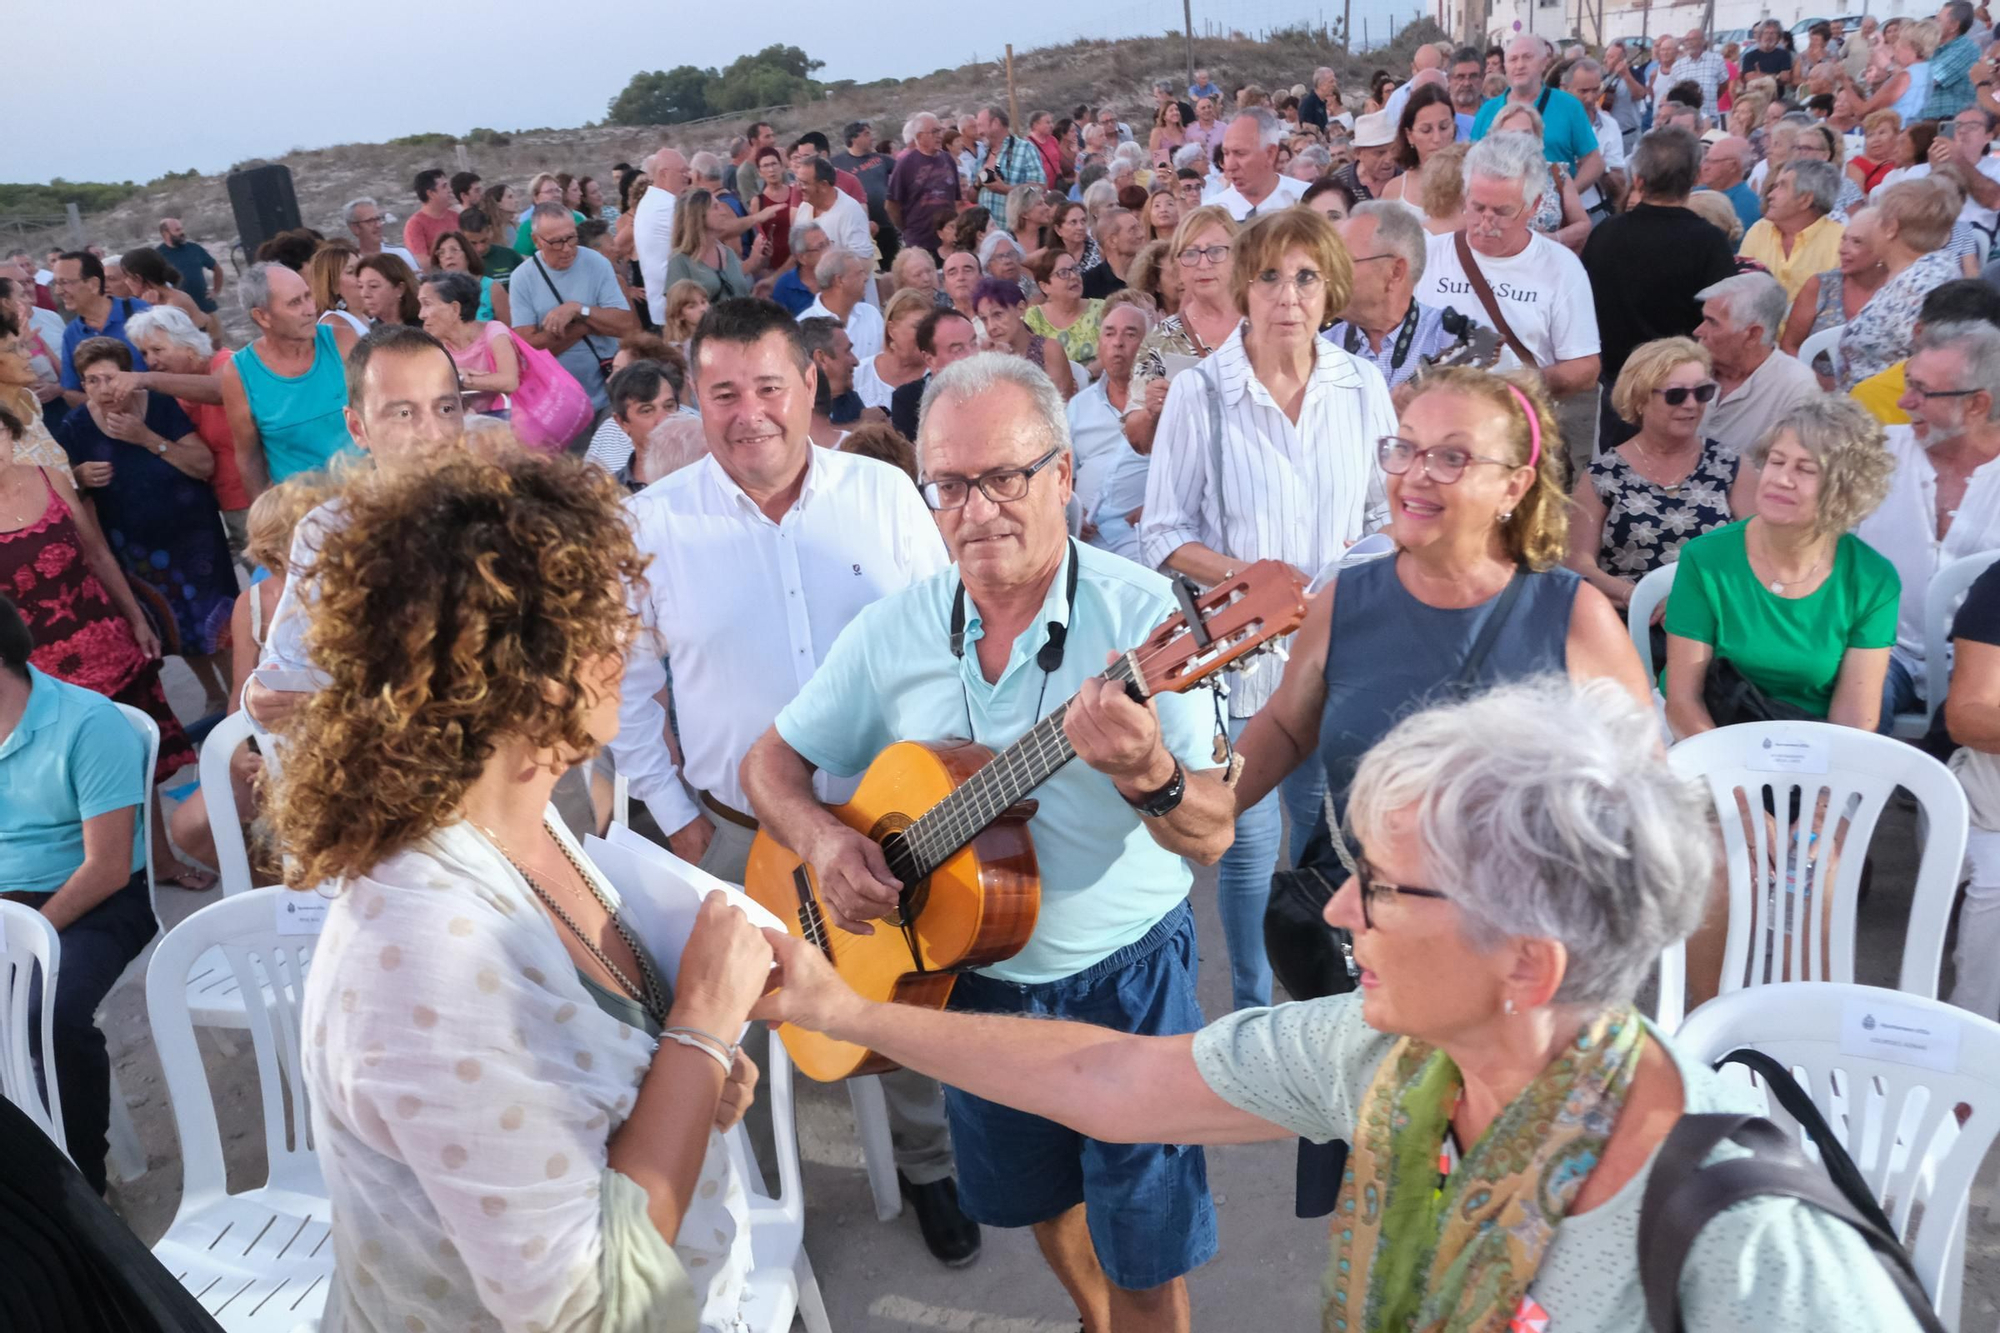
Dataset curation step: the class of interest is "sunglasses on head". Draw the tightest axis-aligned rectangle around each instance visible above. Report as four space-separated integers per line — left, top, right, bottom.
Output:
1655 381 1719 406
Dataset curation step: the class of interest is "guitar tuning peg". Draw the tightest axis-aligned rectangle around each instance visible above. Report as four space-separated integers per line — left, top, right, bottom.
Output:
1270 642 1290 665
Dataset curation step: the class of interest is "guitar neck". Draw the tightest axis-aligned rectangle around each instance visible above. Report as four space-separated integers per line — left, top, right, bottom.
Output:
889 654 1142 882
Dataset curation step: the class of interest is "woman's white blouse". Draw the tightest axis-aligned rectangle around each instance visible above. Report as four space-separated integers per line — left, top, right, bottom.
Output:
301 817 751 1333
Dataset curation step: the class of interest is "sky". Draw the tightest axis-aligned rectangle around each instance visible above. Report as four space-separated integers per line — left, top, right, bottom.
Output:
13 0 1429 183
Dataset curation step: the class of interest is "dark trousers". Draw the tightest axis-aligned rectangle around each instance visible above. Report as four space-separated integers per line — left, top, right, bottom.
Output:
24 872 157 1194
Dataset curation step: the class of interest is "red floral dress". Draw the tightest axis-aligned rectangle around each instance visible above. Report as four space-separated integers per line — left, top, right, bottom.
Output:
0 468 195 779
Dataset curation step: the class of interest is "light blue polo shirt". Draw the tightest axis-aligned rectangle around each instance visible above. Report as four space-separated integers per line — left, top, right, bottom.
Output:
0 667 146 893
776 542 1218 984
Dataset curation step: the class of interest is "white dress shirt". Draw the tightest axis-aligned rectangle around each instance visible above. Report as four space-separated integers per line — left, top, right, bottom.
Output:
801 295 885 361
1066 374 1138 525
1213 173 1309 222
799 190 872 268
633 186 677 324
1140 325 1395 715
611 447 948 836
1855 426 2000 693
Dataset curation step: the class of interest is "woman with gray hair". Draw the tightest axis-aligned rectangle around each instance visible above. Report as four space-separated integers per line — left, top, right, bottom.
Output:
1836 181 1961 388
753 675 1927 1331
126 305 252 546
415 270 520 417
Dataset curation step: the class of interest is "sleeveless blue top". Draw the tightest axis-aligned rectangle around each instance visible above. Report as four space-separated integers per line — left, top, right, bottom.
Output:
233 324 351 482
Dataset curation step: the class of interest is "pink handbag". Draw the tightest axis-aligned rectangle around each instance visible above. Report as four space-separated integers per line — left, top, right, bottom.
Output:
503 328 593 454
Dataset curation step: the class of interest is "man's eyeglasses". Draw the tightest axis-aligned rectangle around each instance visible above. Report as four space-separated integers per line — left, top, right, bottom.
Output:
1654 381 1719 406
1377 436 1518 484
540 234 581 250
919 442 1063 510
1355 856 1450 931
1906 382 1984 402
351 215 384 227
1177 243 1232 267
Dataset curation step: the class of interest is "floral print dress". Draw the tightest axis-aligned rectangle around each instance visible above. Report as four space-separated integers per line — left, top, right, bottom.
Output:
1588 438 1738 578
1837 250 1960 389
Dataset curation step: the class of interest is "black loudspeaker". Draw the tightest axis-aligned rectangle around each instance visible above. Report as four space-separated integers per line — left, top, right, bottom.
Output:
226 164 301 260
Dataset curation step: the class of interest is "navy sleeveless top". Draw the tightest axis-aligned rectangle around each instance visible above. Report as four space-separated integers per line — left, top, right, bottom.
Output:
1315 556 1581 836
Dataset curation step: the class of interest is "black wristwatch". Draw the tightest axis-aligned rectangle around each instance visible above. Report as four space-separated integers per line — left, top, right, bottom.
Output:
1123 758 1186 818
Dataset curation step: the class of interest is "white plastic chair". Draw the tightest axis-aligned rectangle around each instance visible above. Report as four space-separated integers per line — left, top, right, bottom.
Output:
1626 561 1678 682
199 709 261 898
145 887 331 1330
1910 549 2000 734
1799 323 1844 385
730 1040 832 1333
1654 722 1969 1031
1677 982 2000 1329
102 703 159 1184
0 898 65 1156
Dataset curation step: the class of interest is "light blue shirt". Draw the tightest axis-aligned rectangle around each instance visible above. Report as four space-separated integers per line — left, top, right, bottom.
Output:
507 247 630 411
0 667 145 893
775 541 1219 984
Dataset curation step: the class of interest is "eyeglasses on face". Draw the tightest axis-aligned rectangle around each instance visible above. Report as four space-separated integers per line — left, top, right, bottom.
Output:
1376 436 1518 485
919 442 1063 510
1252 268 1324 297
1177 243 1232 267
1654 381 1719 406
1354 856 1450 931
1905 382 1983 402
540 234 581 249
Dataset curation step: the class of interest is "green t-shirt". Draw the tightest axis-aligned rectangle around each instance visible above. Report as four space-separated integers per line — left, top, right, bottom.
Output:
481 243 523 284
513 210 586 255
1663 520 1900 717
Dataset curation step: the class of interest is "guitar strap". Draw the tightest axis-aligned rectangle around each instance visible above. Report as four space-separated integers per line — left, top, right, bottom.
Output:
1451 231 1536 368
1341 301 1422 372
948 537 1080 745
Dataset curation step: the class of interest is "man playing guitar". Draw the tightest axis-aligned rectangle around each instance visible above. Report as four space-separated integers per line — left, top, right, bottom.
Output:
742 353 1238 1333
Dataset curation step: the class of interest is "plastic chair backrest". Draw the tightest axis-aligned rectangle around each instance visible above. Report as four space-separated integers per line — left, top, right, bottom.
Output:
145 887 323 1207
1924 549 2000 726
0 899 65 1154
1627 562 1678 682
1656 722 1967 1028
112 703 160 912
1677 982 2000 1328
1798 323 1843 383
198 709 260 897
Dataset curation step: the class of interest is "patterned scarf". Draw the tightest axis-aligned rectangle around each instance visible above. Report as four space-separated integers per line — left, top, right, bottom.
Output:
1324 1007 1644 1333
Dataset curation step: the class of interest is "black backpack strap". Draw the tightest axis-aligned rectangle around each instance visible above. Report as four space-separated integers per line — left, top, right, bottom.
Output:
1714 1048 1898 1236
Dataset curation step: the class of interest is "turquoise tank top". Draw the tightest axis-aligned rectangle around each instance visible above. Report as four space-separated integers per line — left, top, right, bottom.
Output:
233 324 352 482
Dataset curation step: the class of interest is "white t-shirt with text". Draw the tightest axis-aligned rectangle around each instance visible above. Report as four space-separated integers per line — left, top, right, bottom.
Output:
1417 230 1601 371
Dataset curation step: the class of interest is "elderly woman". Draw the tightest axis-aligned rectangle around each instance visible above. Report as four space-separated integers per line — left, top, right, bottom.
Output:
417 271 520 417
1788 124 1867 218
1568 338 1750 611
1485 103 1590 251
1023 249 1105 367
1140 208 1403 1012
754 673 1925 1332
1665 395 1898 737
1128 206 1241 440
430 228 512 326
1853 18 1934 124
58 337 236 715
1376 84 1459 212
279 451 773 1333
354 253 420 326
125 305 251 549
1849 109 1902 195
889 247 945 306
972 276 1074 397
665 189 753 302
1782 216 1891 360
1836 183 1961 388
0 289 70 479
854 287 930 410
305 241 370 334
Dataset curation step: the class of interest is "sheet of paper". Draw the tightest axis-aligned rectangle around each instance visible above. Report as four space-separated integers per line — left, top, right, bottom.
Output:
1839 993 1962 1074
583 829 786 995
274 890 328 936
1741 727 1831 775
1160 352 1202 380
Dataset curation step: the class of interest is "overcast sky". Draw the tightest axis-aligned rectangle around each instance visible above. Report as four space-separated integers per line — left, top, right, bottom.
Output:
16 0 1424 183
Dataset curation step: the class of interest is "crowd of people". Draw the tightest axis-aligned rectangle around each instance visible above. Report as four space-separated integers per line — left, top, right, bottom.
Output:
7 11 2000 1332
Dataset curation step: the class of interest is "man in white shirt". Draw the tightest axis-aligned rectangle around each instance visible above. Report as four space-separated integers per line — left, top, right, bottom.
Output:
1066 300 1153 560
340 197 419 271
1928 106 2000 249
800 250 884 361
1417 133 1601 399
1563 57 1628 217
1856 321 2000 718
1214 107 1309 220
633 147 689 324
796 159 871 265
608 297 975 1264
1694 273 1822 458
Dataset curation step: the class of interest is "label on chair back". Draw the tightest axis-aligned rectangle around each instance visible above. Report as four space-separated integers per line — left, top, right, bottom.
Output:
1744 728 1831 775
1840 994 1961 1073
274 893 329 936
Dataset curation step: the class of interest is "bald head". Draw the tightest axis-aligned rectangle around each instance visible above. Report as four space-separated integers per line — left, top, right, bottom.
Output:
650 149 690 192
1413 45 1444 72
1700 135 1753 189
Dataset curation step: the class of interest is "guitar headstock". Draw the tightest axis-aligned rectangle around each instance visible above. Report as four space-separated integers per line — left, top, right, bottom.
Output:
1130 560 1310 696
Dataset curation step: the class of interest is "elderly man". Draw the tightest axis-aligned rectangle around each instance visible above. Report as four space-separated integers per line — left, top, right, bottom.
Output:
799 317 862 447
803 250 885 360
1694 272 1822 457
49 251 148 408
1858 320 2000 721
341 197 418 269
773 222 831 316
1216 107 1310 220
1421 133 1600 400
1185 95 1227 153
1742 20 1797 85
744 351 1233 1333
1602 42 1650 152
1189 67 1221 101
887 113 962 255
1844 15 1882 82
1928 106 2000 248
1646 33 1682 104
609 298 975 1263
1299 66 1342 130
219 263 357 497
1471 34 1605 194
1925 0 1982 119
1066 298 1153 555
1738 160 1846 300
1697 134 1763 229
1563 58 1629 217
155 217 222 314
891 307 979 442
1447 46 1485 136
1382 44 1446 126
509 202 637 419
633 147 689 324
973 106 1047 214
402 168 461 265
1327 203 1457 391
1082 208 1143 298
796 158 872 270
1665 28 1730 118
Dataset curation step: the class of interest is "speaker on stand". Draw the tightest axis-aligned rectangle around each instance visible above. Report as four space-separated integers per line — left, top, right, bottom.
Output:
226 165 301 263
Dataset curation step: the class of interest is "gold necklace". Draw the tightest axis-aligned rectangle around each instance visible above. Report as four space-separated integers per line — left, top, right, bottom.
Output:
1748 524 1827 596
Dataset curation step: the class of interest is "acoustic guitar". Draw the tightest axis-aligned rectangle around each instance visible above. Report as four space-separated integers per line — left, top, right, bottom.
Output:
745 561 1310 1081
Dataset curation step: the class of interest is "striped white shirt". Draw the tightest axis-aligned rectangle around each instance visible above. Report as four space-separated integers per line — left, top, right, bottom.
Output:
1140 325 1395 715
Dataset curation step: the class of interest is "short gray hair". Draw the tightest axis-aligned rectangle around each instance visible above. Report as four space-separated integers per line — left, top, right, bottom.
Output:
1294 144 1333 175
341 196 378 225
1782 159 1841 215
688 151 724 184
1563 56 1604 85
918 351 1072 459
1351 201 1428 283
124 304 213 359
1696 272 1789 347
1172 142 1207 172
1348 676 1715 1010
788 221 827 253
530 200 572 227
1241 105 1285 150
815 249 865 288
1917 320 2000 421
1464 131 1549 209
1746 395 1894 534
237 260 284 316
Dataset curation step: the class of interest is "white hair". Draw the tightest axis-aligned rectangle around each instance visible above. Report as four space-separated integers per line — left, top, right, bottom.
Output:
814 249 867 288
1240 105 1285 149
124 305 213 359
342 197 378 225
1348 677 1716 1010
1349 201 1427 284
1463 131 1549 208
688 151 724 183
1172 142 1208 172
1917 320 2000 421
918 351 1072 459
1111 141 1147 168
237 260 285 316
1696 272 1789 347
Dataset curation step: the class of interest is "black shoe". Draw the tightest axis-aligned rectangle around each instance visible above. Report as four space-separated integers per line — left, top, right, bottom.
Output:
899 1172 982 1267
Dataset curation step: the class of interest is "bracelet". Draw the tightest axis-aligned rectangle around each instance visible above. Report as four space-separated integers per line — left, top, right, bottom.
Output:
660 1025 738 1074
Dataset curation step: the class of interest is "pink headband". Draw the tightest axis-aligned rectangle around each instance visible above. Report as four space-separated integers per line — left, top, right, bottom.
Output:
1505 384 1542 470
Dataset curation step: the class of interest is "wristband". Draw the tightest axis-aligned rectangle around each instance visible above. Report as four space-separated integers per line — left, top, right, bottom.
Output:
661 1025 738 1074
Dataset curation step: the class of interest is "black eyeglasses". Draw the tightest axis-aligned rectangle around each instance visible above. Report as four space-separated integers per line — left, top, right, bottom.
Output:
1377 436 1518 485
1177 243 1232 267
1905 382 1984 402
919 442 1063 510
1654 381 1720 406
1355 856 1450 931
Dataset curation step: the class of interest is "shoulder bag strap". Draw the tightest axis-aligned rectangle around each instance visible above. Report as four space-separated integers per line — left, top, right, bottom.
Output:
531 253 608 362
1451 231 1535 367
1452 566 1527 692
1715 1048 1898 1236
1202 353 1230 569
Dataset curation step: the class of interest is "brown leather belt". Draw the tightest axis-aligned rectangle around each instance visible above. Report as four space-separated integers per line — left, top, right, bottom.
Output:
700 789 759 831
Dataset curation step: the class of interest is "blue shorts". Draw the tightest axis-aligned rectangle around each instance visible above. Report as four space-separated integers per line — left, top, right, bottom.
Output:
943 900 1217 1290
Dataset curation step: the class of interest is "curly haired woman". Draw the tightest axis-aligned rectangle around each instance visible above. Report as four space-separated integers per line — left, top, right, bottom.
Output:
275 451 775 1333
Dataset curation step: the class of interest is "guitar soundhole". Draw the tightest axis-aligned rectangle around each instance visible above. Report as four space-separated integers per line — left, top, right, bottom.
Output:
871 816 928 926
